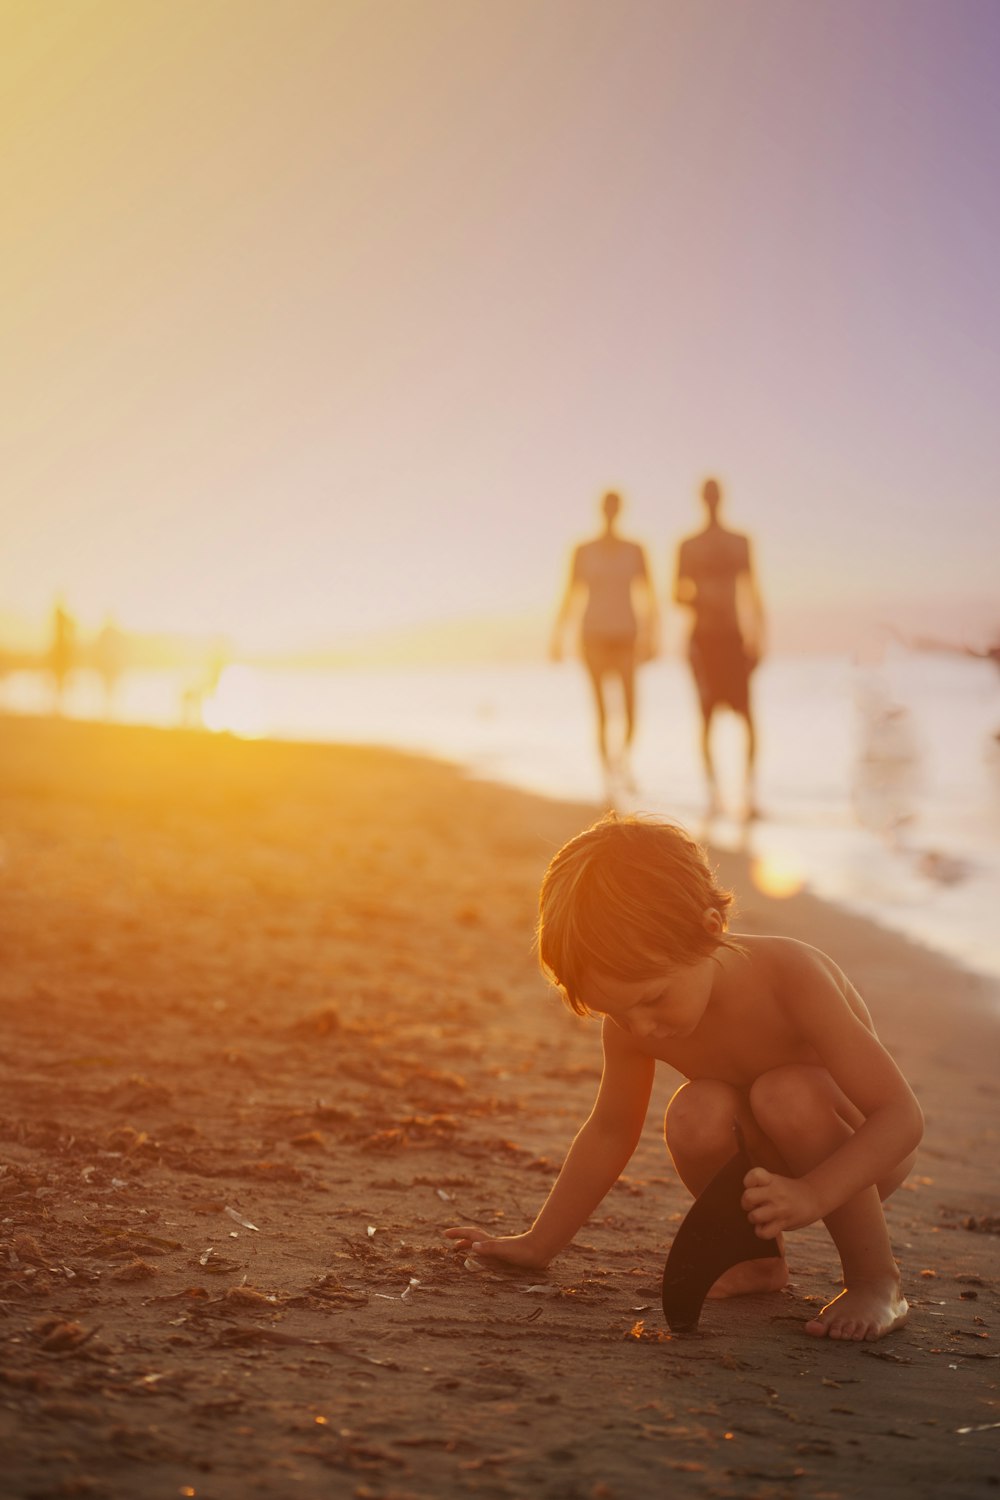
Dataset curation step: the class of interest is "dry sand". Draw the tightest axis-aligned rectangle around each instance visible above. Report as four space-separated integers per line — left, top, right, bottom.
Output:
0 714 998 1500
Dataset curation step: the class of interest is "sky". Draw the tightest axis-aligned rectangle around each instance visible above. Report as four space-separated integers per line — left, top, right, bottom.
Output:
3 0 1000 657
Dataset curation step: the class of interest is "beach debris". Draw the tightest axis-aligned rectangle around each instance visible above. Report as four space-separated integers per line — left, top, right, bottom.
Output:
196 1248 242 1273
958 1421 1000 1434
134 1369 189 1392
290 1130 325 1149
149 1286 211 1305
113 1257 158 1282
34 1318 103 1357
367 1225 378 1238
625 1320 672 1343
436 1188 452 1202
314 1097 357 1122
961 1214 1000 1234
293 1273 368 1308
9 1233 45 1265
221 1286 278 1307
224 1206 259 1232
376 1277 422 1301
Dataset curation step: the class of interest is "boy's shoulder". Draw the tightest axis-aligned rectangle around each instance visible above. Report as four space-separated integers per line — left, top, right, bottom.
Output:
736 933 864 1024
738 933 844 985
737 931 826 960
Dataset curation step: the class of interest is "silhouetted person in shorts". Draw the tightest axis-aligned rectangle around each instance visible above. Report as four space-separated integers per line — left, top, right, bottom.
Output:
674 479 765 817
48 598 77 714
93 617 127 719
552 491 659 789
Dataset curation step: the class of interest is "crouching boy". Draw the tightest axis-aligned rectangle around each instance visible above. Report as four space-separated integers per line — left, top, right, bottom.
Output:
446 813 923 1340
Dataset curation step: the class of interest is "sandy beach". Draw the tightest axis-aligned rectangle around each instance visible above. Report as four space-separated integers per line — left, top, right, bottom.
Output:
1 714 998 1500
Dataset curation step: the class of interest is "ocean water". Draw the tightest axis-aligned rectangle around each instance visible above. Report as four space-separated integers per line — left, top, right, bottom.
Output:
5 649 1000 983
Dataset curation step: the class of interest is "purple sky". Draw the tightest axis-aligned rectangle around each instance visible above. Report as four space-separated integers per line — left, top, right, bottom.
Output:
3 0 999 653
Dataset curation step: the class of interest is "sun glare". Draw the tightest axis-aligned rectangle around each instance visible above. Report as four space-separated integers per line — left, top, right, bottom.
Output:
750 853 805 901
201 665 265 738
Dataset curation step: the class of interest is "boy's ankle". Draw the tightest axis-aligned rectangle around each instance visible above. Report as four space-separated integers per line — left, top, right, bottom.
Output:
841 1264 902 1291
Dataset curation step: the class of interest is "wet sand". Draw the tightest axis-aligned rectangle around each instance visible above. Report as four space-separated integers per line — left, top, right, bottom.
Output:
1 714 998 1500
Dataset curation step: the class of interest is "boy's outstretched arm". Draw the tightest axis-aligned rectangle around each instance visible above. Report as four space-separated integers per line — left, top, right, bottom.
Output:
445 1019 656 1268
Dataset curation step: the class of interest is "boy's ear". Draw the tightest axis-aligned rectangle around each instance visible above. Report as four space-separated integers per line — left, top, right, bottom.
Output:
702 907 725 937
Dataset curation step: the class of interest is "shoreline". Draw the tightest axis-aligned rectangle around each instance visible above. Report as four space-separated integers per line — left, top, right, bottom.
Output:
1 714 998 1499
6 643 1000 992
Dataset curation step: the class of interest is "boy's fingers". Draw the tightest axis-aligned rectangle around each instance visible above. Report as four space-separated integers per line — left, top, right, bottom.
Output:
743 1167 771 1188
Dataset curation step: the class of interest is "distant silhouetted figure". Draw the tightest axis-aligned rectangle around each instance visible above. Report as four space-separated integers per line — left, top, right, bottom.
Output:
179 638 228 729
48 598 77 713
551 491 658 789
93 617 128 719
852 672 921 846
674 479 765 817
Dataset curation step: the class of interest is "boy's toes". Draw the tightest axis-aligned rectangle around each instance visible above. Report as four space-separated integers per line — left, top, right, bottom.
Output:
803 1283 908 1341
804 1312 833 1338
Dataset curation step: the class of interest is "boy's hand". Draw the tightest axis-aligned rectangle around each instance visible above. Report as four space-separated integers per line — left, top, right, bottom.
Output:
442 1226 551 1271
741 1167 822 1237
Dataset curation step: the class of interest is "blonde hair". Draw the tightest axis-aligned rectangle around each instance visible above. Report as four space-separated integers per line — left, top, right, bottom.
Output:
537 813 736 1016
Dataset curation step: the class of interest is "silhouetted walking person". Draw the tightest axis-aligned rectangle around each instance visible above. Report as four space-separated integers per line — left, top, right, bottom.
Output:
674 478 765 817
552 491 658 791
93 617 127 719
48 598 76 714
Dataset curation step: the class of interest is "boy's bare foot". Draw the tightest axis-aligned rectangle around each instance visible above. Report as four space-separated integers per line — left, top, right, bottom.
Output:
707 1256 788 1299
804 1278 909 1340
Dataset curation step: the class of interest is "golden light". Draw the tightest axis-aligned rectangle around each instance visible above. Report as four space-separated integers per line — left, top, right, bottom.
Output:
750 853 806 900
201 665 265 738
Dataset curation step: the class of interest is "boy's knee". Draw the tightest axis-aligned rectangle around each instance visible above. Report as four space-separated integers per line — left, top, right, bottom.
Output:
665 1079 742 1156
749 1065 837 1136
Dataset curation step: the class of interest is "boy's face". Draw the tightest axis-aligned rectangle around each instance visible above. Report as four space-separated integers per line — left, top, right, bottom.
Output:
578 909 725 1043
581 954 718 1042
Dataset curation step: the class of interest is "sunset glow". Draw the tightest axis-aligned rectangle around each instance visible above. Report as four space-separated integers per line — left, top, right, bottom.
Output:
3 2 999 662
750 853 807 901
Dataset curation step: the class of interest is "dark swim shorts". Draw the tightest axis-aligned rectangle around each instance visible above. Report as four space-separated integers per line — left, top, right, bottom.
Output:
582 633 637 675
689 629 755 714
